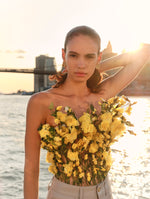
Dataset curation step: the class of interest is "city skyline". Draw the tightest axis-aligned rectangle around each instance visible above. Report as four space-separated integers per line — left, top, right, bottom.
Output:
0 0 150 93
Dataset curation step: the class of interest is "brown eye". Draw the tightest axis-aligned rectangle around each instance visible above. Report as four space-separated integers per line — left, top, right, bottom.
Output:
87 55 95 59
70 54 76 57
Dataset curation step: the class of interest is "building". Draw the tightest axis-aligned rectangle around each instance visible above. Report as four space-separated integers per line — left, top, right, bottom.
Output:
34 55 57 92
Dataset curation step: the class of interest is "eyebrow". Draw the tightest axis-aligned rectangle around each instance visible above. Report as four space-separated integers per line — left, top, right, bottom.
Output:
68 51 97 56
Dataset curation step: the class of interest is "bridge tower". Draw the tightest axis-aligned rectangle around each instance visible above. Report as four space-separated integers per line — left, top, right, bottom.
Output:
34 55 56 92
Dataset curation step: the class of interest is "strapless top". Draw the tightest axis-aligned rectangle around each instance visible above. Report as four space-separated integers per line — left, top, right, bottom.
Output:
38 96 135 186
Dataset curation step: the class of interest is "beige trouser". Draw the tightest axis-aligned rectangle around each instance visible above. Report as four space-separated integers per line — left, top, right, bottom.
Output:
47 175 113 199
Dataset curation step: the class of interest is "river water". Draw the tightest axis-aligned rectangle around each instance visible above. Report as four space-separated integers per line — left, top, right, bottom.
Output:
0 95 150 199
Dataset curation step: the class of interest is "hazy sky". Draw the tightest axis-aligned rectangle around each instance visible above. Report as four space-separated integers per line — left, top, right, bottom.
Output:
0 0 150 93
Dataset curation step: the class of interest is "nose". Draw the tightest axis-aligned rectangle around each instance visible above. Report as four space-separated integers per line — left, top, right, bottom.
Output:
77 57 86 69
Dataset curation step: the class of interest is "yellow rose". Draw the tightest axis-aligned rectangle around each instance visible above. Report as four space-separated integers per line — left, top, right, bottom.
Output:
67 149 79 161
89 142 99 153
79 172 84 178
73 170 77 177
41 141 47 148
63 162 73 177
57 111 67 122
102 151 112 167
55 151 61 159
72 143 78 150
99 112 112 131
54 118 60 125
99 121 111 132
81 123 97 134
64 126 78 144
55 126 68 137
48 163 57 174
54 136 62 142
102 151 109 159
101 167 106 171
125 106 132 115
92 116 97 122
84 154 88 160
39 124 50 138
56 106 62 111
78 166 82 173
101 112 112 121
92 154 97 165
93 167 98 174
46 152 54 163
107 97 115 105
54 141 62 147
87 172 91 181
110 118 126 139
46 143 53 150
104 132 110 139
115 107 124 113
82 136 90 149
94 133 104 143
62 125 69 134
93 159 97 165
79 112 91 124
98 101 102 106
106 154 112 167
76 160 80 166
77 137 90 150
117 96 126 105
65 115 79 127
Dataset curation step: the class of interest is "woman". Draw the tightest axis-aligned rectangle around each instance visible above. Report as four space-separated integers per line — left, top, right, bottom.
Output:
24 26 150 199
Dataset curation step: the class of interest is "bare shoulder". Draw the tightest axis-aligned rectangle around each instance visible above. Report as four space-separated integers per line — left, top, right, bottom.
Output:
26 90 56 129
27 89 55 107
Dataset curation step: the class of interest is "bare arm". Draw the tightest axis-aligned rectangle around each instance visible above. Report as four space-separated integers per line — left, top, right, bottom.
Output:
97 44 150 98
24 94 46 199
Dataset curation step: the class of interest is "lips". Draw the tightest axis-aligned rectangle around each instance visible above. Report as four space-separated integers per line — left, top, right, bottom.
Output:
75 72 87 77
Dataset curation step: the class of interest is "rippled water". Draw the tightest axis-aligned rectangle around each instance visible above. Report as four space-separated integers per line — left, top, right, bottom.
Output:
0 95 150 199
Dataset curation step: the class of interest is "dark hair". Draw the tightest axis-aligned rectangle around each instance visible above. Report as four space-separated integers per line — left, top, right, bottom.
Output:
64 26 101 53
50 26 103 93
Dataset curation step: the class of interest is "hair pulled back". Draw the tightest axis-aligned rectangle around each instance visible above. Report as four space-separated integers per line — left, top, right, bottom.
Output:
50 26 103 93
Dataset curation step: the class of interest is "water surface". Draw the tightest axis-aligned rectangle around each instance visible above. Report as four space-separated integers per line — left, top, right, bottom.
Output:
0 95 150 199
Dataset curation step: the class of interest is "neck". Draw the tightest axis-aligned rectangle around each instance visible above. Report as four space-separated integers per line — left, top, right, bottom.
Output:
61 77 90 97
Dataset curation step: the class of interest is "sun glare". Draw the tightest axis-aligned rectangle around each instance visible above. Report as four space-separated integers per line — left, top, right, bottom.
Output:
123 43 141 53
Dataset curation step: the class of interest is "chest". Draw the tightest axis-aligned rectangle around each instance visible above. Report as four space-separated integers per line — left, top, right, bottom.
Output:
46 94 102 124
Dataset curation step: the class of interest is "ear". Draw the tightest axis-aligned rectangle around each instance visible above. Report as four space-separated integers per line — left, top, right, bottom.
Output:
62 48 66 62
97 52 102 63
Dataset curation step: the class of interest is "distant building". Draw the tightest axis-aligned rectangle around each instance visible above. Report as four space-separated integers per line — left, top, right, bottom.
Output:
34 55 56 92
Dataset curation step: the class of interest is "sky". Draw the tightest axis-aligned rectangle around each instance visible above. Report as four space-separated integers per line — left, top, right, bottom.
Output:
0 0 150 93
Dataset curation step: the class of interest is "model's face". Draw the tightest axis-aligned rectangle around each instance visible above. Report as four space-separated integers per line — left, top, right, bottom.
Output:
62 35 101 83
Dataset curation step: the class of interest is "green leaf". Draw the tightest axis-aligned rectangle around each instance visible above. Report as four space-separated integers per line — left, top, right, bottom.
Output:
125 121 134 126
37 124 42 131
49 102 54 110
90 104 94 112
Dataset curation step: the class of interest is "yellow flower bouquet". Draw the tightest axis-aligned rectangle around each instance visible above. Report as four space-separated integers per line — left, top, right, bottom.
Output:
38 95 136 185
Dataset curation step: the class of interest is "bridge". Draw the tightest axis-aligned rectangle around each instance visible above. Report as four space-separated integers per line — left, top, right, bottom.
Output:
0 68 57 75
